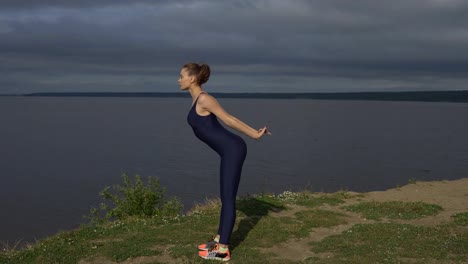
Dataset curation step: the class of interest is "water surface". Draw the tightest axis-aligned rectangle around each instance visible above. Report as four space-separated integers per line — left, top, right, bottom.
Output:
1 96 467 244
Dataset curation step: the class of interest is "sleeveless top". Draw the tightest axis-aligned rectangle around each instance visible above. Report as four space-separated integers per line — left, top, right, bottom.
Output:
187 92 247 157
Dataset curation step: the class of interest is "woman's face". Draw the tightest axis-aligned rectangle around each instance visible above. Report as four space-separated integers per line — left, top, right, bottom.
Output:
178 68 192 90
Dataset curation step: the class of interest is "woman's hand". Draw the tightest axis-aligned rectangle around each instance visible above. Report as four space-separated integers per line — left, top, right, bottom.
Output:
253 125 271 140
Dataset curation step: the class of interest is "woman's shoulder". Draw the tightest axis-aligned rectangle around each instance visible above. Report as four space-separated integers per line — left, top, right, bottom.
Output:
198 91 216 102
198 92 220 107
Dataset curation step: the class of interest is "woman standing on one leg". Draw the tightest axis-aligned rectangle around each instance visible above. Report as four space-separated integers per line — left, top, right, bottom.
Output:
179 62 270 261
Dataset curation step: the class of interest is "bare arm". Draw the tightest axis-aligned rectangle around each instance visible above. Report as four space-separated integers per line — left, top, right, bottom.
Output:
197 94 270 140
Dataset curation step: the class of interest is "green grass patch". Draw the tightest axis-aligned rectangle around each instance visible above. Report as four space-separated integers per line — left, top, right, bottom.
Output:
343 201 443 220
310 223 468 263
3 185 464 264
0 227 101 264
294 210 349 237
277 191 360 208
452 212 468 226
234 209 349 249
0 193 348 263
102 237 161 261
236 194 285 217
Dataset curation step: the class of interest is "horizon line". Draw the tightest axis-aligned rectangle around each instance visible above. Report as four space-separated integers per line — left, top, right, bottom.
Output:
0 89 467 96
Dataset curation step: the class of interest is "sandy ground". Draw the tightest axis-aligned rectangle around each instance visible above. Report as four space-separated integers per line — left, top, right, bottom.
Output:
358 178 468 226
263 178 468 262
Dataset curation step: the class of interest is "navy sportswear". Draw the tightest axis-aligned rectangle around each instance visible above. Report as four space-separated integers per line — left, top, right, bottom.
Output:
187 92 247 245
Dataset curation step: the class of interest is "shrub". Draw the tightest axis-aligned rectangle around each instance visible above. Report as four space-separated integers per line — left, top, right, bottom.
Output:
88 173 182 223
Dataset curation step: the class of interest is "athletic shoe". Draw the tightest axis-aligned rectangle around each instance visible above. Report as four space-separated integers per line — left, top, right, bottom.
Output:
198 244 230 261
197 236 218 251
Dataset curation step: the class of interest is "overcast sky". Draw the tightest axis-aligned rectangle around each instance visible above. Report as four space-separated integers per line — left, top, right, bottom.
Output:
1 0 468 94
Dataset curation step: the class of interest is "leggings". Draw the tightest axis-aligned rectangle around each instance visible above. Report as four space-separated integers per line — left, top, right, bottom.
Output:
217 142 247 245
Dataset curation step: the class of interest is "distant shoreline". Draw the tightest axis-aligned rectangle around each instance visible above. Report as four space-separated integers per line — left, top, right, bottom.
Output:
1 90 468 102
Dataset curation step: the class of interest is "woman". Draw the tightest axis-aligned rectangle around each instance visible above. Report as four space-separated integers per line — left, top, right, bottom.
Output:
179 62 270 261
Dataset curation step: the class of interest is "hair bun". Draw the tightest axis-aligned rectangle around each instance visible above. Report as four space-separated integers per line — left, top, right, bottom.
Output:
182 62 211 85
198 64 211 85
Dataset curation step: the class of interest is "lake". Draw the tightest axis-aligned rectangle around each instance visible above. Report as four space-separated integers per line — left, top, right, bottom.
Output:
1 96 467 245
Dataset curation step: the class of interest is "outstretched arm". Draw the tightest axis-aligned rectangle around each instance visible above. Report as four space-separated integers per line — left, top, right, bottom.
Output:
197 94 270 140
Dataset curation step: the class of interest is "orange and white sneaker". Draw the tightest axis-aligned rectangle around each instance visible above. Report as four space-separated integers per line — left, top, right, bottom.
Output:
198 244 230 261
197 236 218 251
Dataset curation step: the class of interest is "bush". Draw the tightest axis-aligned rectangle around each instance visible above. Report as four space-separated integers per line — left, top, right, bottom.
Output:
88 173 182 223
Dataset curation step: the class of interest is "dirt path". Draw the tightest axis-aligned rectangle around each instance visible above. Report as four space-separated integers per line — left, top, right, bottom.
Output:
262 178 468 262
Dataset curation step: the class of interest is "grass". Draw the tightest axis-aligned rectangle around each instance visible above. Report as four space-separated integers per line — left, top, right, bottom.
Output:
1 189 467 263
0 193 347 264
276 190 363 208
310 223 468 263
451 212 468 226
343 201 443 220
408 178 417 184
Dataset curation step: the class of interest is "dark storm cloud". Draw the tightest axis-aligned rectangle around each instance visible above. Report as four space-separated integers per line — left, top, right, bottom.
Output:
1 0 468 93
0 0 192 9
